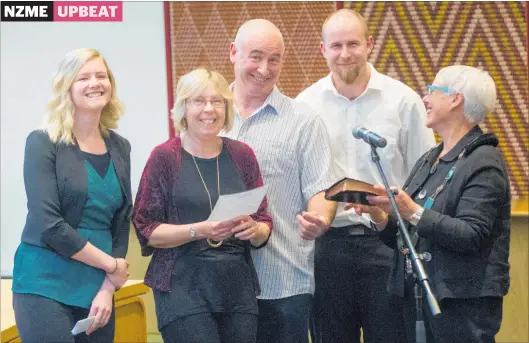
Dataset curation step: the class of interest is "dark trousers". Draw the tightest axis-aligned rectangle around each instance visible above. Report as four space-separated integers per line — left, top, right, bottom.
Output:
13 292 115 343
161 312 258 343
423 296 503 343
257 294 313 343
314 230 410 343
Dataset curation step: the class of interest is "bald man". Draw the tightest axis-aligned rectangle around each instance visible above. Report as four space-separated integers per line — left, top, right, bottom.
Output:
222 19 337 343
297 9 436 343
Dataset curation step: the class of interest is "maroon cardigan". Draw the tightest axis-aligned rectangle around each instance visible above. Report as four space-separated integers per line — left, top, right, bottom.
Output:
132 136 273 292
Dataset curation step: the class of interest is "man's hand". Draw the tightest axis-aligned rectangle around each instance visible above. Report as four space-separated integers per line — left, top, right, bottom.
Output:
297 211 330 240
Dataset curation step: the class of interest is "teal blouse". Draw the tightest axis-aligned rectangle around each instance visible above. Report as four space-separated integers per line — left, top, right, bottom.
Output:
12 160 123 309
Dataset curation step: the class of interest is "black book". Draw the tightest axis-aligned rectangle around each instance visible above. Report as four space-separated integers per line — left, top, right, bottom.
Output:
324 177 383 205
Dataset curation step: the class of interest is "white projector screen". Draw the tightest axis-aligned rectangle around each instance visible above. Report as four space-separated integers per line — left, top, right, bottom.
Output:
0 2 169 276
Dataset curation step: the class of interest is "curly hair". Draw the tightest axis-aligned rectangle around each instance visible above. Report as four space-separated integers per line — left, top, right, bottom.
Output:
43 48 124 144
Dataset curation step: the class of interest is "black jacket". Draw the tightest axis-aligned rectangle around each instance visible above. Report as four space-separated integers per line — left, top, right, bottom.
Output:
380 126 511 301
21 129 132 258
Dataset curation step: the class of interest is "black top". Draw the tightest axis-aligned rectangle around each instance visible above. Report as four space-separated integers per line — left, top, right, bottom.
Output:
153 147 258 330
380 125 511 301
21 130 132 258
410 144 462 276
81 151 110 178
409 126 498 267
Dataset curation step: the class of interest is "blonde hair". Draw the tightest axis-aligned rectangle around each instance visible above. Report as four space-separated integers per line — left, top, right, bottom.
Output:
322 9 370 41
43 48 124 144
171 68 234 134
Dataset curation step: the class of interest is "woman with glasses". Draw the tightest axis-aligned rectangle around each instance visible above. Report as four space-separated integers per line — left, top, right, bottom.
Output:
132 68 272 343
348 65 510 343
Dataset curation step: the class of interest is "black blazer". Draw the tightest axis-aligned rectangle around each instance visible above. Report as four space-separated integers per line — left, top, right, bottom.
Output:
21 129 132 258
380 126 511 301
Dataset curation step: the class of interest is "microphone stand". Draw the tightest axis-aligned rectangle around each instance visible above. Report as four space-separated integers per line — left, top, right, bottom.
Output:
369 145 441 316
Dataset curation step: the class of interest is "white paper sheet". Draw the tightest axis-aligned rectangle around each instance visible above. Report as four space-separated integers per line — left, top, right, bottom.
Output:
71 316 95 335
208 185 268 222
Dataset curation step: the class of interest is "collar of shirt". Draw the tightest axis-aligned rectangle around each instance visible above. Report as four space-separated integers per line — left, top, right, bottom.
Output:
440 125 483 162
229 83 282 118
320 63 384 100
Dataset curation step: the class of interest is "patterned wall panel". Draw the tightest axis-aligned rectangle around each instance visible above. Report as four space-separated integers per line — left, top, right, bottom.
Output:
166 1 528 206
166 1 336 99
340 1 528 206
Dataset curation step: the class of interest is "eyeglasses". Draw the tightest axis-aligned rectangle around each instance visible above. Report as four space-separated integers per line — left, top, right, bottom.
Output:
427 85 456 96
187 98 226 109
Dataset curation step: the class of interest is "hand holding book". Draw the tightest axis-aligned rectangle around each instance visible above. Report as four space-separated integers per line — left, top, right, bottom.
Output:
334 181 417 226
325 179 390 226
324 177 386 205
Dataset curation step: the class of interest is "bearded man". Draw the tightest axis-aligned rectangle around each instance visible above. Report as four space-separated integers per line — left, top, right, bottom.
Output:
297 9 436 343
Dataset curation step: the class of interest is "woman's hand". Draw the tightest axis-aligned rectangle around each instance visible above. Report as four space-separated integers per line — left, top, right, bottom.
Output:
230 215 261 241
230 215 270 247
362 185 421 220
195 219 237 241
106 258 128 290
86 278 115 335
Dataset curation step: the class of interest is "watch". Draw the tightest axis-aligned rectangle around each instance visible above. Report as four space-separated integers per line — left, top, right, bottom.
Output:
409 207 425 226
189 226 197 239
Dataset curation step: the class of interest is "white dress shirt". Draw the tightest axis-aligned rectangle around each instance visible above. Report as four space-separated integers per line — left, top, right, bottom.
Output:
297 63 436 228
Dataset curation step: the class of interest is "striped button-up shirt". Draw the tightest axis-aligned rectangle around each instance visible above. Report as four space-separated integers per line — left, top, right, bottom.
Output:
221 86 334 299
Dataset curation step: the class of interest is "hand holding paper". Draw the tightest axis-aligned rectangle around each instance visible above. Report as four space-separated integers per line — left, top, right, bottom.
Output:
230 215 259 240
71 316 95 335
208 185 268 222
208 219 238 241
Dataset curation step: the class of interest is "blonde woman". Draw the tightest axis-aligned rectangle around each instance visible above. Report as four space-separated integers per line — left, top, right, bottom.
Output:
12 48 132 343
133 68 272 343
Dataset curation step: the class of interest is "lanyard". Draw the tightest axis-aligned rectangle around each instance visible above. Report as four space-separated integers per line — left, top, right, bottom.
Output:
398 151 464 272
423 151 464 209
397 133 484 282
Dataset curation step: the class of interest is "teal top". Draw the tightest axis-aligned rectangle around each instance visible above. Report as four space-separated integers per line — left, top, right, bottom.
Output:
12 160 123 309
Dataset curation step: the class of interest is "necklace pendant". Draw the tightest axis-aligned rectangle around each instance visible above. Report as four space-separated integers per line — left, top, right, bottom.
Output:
430 163 438 174
207 238 223 248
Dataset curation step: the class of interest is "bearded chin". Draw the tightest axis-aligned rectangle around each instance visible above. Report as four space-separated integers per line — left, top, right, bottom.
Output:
337 67 360 84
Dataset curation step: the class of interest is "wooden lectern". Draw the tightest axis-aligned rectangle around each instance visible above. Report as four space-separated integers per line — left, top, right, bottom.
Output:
1 279 150 343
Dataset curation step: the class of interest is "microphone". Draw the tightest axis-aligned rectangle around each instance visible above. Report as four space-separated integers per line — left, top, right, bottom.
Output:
352 126 387 148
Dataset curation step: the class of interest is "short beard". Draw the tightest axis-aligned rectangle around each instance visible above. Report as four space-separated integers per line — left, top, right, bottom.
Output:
336 66 360 84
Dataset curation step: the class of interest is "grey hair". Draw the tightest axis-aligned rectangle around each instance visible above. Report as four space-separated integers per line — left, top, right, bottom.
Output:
434 65 497 123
